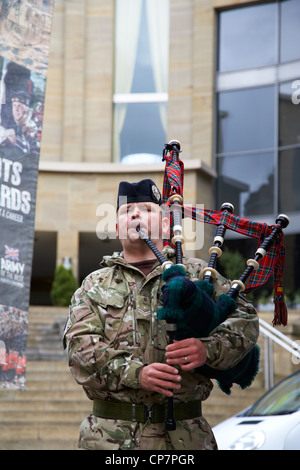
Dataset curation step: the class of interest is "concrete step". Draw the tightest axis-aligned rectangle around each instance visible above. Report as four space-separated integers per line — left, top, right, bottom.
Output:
0 439 77 450
0 409 89 423
0 389 87 401
17 380 80 391
28 306 69 324
0 422 80 442
19 369 71 381
26 317 67 361
25 349 67 361
0 359 86 450
0 399 90 412
24 361 69 371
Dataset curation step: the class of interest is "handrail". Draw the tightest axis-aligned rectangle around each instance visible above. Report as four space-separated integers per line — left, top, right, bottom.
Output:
259 318 300 358
259 318 300 389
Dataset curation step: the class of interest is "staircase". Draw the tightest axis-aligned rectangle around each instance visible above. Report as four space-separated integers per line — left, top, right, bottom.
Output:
1 306 296 450
0 307 92 450
0 361 91 450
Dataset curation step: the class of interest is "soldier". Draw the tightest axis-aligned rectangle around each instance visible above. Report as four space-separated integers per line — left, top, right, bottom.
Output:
63 179 259 450
0 61 40 156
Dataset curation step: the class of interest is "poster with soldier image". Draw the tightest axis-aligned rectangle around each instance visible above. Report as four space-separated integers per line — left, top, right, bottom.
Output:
0 0 55 390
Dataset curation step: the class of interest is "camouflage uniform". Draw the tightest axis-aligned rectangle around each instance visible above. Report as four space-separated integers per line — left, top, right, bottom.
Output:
63 246 259 450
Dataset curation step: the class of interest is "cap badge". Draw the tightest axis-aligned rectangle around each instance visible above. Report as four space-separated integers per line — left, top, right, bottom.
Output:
152 184 161 202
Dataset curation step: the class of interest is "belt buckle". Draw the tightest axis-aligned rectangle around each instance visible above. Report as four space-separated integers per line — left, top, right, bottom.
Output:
144 404 153 423
131 403 136 422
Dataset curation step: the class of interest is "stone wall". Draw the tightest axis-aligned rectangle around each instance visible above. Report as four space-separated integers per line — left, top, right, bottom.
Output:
35 0 258 273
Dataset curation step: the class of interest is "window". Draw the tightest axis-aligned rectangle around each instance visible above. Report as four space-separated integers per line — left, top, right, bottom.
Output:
280 0 300 63
79 233 121 283
217 86 275 154
30 232 57 305
113 0 169 163
218 2 277 72
217 152 275 216
279 81 300 147
216 0 300 219
279 147 300 212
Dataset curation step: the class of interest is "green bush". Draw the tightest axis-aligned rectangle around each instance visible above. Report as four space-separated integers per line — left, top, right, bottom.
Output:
50 264 79 306
219 247 255 303
219 247 245 281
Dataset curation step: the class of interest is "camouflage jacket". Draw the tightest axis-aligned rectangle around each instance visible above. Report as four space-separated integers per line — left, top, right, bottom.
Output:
63 246 259 408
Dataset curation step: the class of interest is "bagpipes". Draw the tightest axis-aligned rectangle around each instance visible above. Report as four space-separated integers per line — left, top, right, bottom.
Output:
137 140 289 430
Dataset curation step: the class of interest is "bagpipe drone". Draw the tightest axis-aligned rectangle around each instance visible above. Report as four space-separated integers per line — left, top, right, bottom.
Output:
137 140 289 431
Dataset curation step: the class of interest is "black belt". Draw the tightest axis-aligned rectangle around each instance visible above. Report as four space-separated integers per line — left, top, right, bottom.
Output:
92 399 202 424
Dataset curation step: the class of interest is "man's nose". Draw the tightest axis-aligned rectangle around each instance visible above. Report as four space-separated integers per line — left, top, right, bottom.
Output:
131 205 141 219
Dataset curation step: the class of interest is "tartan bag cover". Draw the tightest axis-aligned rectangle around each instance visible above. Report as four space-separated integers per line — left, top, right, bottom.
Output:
162 151 287 326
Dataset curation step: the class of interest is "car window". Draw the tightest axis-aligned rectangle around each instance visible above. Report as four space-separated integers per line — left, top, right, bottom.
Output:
246 372 300 416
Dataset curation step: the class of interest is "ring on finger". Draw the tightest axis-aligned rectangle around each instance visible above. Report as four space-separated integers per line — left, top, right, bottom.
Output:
184 356 188 363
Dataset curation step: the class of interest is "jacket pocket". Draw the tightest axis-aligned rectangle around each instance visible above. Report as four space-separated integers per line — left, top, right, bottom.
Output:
79 415 138 450
99 289 136 350
88 286 128 309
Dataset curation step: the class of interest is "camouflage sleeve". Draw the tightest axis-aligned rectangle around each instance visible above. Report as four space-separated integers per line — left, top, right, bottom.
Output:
200 271 259 370
63 282 144 393
200 295 259 370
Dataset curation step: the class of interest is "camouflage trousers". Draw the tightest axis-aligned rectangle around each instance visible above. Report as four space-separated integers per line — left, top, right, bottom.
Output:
77 414 218 450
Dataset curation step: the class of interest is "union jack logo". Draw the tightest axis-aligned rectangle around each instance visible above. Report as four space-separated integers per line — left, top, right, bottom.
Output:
4 245 20 262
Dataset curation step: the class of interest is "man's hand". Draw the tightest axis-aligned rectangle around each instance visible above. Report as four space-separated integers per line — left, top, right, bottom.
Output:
165 338 207 371
140 363 182 397
140 338 207 396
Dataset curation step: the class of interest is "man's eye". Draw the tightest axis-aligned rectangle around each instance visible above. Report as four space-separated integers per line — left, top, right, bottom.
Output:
119 208 128 215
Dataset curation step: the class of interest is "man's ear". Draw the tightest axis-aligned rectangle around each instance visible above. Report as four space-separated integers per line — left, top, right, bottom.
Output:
161 215 170 239
116 222 119 239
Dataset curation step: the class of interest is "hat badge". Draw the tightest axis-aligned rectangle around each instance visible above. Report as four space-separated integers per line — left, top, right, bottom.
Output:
152 184 161 202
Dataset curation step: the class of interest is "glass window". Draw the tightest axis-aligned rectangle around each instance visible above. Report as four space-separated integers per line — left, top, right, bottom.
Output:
279 147 300 212
246 371 300 416
217 87 275 154
218 3 277 72
115 0 169 94
130 6 156 94
280 0 300 63
279 81 300 147
113 102 167 162
30 232 57 305
216 2 300 294
217 153 274 217
114 0 169 162
79 233 121 283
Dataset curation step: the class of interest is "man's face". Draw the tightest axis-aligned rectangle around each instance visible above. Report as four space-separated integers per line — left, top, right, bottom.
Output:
116 202 168 244
12 100 29 125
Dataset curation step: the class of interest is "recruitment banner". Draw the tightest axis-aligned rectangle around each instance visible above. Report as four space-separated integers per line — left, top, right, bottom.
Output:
0 0 55 389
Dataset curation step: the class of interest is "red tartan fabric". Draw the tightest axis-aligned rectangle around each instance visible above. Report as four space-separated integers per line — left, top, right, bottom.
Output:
162 151 184 203
162 151 287 325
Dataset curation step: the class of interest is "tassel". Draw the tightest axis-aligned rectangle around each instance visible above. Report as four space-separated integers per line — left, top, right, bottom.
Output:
273 297 288 326
272 286 288 326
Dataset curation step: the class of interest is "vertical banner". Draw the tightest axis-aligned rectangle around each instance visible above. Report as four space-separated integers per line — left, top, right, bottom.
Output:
0 1 55 389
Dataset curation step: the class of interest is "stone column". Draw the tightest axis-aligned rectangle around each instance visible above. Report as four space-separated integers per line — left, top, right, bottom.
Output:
56 230 79 279
62 0 86 162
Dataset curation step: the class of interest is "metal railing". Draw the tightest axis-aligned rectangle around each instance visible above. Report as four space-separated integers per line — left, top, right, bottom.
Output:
259 318 300 389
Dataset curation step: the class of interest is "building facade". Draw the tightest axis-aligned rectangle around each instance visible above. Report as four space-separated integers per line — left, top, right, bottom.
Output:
32 0 300 305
